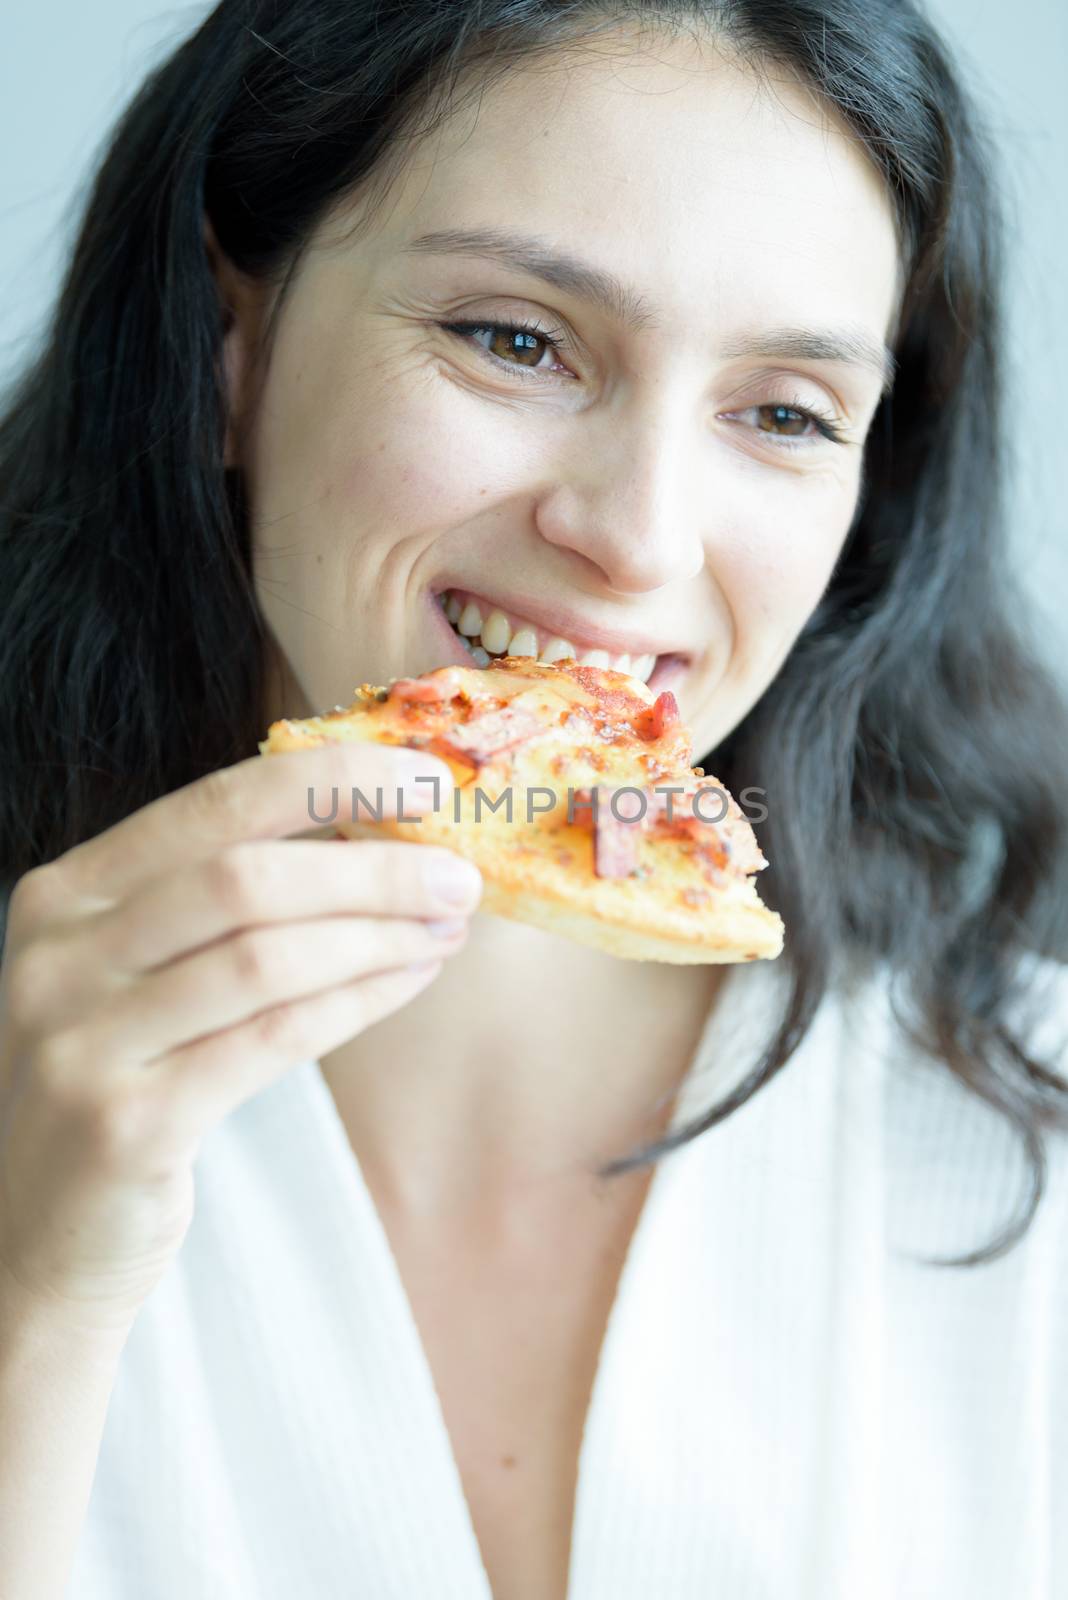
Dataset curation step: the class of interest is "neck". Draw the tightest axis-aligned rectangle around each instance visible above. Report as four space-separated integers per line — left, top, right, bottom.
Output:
318 911 726 1221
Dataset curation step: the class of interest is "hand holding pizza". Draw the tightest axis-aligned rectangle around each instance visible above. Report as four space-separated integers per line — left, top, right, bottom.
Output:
0 742 481 1336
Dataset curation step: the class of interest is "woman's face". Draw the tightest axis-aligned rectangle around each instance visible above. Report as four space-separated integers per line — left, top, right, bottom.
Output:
225 30 901 757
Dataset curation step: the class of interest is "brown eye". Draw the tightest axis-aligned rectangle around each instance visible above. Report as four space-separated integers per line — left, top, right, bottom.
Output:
439 319 568 379
483 327 548 367
757 404 813 437
720 399 844 448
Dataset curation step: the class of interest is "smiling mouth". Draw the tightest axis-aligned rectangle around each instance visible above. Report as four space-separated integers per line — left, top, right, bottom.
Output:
434 586 692 687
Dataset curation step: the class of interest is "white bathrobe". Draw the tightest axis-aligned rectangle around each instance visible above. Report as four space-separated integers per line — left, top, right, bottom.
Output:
66 950 1068 1599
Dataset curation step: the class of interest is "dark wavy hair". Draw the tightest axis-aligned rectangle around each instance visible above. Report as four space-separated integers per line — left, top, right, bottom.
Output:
2 0 1066 1267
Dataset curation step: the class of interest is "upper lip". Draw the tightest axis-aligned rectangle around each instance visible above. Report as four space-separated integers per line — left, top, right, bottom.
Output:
433 583 694 661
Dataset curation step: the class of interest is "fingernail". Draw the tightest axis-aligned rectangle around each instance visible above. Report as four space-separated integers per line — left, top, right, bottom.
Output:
429 856 483 907
399 781 446 812
396 759 453 809
426 917 468 939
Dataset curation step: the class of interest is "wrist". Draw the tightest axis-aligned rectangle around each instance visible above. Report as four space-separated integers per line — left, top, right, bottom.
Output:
0 1259 135 1369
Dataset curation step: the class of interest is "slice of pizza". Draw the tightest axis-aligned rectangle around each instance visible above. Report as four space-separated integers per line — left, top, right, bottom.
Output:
259 657 784 964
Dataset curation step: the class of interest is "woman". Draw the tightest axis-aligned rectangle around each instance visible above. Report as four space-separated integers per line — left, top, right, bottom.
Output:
1 1 1067 1596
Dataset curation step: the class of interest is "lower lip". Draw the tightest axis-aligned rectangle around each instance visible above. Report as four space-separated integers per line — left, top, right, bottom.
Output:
425 589 691 693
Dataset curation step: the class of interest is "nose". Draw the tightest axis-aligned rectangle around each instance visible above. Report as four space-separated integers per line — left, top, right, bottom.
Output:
533 408 706 595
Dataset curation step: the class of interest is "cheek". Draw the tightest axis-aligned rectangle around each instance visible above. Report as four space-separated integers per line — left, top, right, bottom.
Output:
250 311 518 554
716 469 859 647
339 380 555 543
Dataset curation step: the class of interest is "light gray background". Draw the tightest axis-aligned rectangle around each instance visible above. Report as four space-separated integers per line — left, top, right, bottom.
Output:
2 1 1065 674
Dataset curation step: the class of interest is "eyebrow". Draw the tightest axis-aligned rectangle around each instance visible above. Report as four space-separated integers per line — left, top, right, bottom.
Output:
720 328 896 394
401 226 896 393
402 226 660 335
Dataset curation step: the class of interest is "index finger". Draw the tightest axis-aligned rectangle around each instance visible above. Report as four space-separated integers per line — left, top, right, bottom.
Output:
50 742 456 909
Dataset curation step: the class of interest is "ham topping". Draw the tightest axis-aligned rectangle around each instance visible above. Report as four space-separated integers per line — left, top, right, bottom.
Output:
634 690 680 742
594 809 642 878
573 781 757 880
441 704 543 764
386 668 465 703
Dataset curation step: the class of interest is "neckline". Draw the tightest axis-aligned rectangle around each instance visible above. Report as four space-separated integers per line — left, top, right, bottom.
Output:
301 954 779 1595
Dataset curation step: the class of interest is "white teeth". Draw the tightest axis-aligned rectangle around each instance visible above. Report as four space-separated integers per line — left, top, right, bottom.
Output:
458 601 483 637
480 609 512 654
507 627 539 658
443 592 660 684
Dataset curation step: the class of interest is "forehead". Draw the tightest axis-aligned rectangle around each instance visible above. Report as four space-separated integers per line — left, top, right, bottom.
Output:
329 29 902 342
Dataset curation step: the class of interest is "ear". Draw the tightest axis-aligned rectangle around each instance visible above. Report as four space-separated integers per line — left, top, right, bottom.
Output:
203 213 266 470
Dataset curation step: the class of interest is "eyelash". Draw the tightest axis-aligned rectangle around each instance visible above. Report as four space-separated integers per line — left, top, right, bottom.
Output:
437 317 848 447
